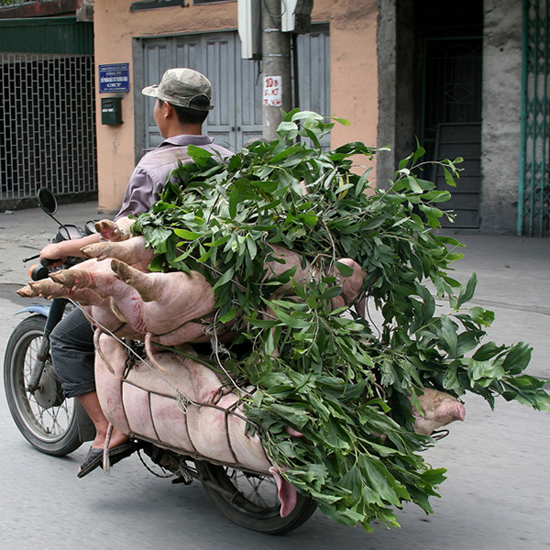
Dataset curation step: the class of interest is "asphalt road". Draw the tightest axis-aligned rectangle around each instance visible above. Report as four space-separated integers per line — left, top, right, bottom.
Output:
0 204 549 549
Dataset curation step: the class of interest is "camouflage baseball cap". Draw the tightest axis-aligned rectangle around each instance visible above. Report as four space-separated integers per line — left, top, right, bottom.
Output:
142 68 214 111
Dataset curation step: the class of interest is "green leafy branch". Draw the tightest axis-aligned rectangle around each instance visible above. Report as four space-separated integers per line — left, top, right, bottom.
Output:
131 110 550 530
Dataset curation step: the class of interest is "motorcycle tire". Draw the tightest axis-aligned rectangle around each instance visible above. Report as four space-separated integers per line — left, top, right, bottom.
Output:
4 314 83 456
197 462 317 535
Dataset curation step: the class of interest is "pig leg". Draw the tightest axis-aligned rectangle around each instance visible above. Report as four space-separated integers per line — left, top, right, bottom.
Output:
81 236 154 269
18 280 105 307
329 258 367 317
269 466 298 517
94 331 131 434
50 268 133 300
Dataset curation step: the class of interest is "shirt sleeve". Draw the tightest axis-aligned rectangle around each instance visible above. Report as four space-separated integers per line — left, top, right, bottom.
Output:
114 166 159 220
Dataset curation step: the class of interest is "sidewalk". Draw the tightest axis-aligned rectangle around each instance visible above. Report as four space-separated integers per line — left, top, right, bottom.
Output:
0 200 101 287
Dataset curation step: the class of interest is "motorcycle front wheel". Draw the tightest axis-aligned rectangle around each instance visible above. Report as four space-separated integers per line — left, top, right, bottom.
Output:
4 314 83 456
198 462 317 535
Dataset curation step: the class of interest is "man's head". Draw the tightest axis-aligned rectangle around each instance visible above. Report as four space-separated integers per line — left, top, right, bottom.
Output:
142 68 213 111
143 68 214 134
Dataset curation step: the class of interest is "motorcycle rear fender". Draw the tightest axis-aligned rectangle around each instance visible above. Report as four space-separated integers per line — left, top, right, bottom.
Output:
14 304 51 317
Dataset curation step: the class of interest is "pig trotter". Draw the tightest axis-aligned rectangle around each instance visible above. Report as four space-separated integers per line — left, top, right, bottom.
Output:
110 259 157 302
94 219 131 242
17 285 38 298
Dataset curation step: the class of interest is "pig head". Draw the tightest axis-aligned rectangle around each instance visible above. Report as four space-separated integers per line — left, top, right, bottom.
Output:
411 388 465 436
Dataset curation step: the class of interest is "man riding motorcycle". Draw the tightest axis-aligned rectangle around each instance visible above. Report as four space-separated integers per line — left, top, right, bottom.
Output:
39 68 232 477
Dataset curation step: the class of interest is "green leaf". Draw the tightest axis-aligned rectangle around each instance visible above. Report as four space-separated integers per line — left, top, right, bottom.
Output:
502 342 532 375
291 111 324 122
173 228 201 240
219 306 237 324
473 342 505 361
212 267 235 290
331 116 351 126
440 316 458 357
334 261 355 277
229 187 239 219
456 273 477 308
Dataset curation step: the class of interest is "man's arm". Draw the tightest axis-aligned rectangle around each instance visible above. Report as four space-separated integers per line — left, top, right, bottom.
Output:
40 233 100 267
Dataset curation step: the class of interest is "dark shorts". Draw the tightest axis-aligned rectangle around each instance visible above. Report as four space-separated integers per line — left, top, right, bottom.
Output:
50 307 96 398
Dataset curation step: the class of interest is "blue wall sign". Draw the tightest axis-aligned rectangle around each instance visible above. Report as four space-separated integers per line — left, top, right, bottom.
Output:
99 63 130 94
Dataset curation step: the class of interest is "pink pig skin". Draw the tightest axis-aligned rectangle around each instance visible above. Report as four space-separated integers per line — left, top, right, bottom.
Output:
412 388 466 436
18 274 142 339
94 218 134 243
265 244 366 314
18 279 104 306
95 333 273 472
122 383 158 441
149 392 194 451
42 259 215 346
108 259 217 345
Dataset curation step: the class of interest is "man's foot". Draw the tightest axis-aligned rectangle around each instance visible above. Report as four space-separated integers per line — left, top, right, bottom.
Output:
77 440 138 478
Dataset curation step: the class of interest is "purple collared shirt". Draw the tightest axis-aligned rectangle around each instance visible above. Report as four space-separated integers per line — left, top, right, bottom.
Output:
115 134 232 220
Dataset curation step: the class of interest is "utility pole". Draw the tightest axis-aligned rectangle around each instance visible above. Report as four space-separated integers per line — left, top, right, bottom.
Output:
261 0 292 140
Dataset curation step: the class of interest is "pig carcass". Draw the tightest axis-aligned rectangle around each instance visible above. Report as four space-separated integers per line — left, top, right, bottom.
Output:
20 229 368 348
14 224 377 518
95 330 297 516
18 256 219 345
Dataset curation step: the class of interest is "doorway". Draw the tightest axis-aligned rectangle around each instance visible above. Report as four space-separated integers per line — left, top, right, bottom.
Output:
422 38 483 228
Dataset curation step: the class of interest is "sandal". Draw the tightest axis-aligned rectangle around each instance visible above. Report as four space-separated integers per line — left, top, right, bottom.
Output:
77 441 138 479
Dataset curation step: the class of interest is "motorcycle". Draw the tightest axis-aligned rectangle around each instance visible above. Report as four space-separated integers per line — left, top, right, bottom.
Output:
3 189 316 535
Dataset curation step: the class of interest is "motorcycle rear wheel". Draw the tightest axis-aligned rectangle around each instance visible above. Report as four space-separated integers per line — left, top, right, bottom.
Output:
198 462 317 535
4 315 83 456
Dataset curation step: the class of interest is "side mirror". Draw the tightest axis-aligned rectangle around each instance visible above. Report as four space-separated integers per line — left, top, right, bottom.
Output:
37 188 58 215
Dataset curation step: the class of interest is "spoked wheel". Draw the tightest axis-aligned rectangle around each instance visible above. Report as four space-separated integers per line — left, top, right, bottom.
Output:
198 462 317 535
4 315 83 456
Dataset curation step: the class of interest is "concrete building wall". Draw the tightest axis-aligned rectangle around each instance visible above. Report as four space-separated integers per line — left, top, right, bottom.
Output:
93 0 380 213
480 0 523 234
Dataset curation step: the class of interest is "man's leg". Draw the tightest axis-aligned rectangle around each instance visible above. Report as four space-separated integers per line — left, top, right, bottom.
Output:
50 308 131 472
77 390 128 450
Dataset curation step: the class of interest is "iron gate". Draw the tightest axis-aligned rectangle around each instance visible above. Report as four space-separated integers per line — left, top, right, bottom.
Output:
520 0 550 236
0 52 97 205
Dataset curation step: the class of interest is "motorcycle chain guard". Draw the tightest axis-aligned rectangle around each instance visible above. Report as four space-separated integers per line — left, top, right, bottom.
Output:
33 363 65 408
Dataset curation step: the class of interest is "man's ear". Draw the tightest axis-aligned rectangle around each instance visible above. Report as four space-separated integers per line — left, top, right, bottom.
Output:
163 101 174 118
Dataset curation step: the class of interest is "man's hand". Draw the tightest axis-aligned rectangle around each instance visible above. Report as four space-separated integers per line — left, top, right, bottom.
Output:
39 242 67 268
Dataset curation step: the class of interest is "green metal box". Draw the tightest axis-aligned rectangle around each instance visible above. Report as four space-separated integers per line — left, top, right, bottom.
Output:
101 97 123 125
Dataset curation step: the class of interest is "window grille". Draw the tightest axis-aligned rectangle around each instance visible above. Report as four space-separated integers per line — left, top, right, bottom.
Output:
0 52 97 204
519 0 550 236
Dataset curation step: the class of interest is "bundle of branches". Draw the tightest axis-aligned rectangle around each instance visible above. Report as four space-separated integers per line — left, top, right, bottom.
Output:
131 111 550 530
